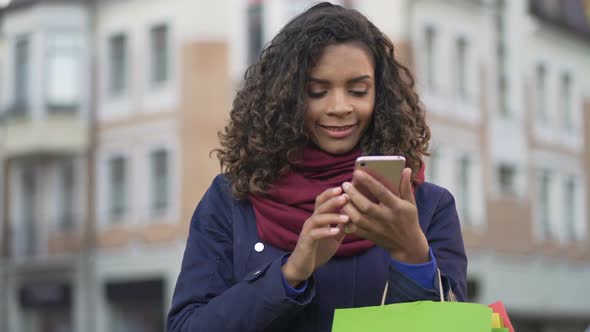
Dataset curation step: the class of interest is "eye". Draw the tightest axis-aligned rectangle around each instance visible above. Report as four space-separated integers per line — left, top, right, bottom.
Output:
308 91 327 98
350 90 368 97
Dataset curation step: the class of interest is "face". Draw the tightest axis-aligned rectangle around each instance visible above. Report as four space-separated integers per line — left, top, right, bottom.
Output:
304 43 375 155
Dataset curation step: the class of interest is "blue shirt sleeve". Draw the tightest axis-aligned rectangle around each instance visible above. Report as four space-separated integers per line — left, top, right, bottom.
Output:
280 255 308 298
390 247 437 289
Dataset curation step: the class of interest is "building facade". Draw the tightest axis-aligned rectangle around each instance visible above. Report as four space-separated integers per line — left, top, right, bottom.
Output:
0 0 94 331
0 0 588 332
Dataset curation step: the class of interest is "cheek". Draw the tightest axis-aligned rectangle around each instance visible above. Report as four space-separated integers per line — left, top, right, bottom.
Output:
304 101 321 124
360 101 375 121
303 109 316 133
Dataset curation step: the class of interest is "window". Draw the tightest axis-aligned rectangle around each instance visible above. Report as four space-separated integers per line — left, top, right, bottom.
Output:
498 164 516 194
109 34 127 96
59 158 75 230
564 177 576 241
150 149 169 215
535 64 547 124
46 33 81 112
455 37 468 101
537 170 551 239
14 36 30 114
560 72 572 130
247 1 264 65
21 165 36 255
150 24 169 84
424 26 436 92
457 156 471 223
108 156 127 220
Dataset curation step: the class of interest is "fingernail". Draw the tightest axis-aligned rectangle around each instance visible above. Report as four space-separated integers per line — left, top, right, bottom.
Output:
342 182 351 191
333 187 342 194
339 214 349 222
330 227 340 234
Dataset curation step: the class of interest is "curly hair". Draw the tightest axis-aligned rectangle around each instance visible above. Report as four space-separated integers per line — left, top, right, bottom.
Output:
214 2 430 198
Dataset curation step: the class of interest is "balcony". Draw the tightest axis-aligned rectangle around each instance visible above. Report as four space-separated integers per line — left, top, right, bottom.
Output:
9 215 87 265
0 103 89 159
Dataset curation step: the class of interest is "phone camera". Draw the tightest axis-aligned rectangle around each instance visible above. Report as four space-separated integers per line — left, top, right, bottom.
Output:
360 162 366 167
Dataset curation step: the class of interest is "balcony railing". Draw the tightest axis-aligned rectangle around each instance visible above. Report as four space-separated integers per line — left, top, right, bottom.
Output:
8 215 88 260
0 104 89 158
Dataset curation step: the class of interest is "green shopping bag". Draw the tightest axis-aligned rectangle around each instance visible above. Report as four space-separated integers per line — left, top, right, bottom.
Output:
332 269 497 332
332 300 492 332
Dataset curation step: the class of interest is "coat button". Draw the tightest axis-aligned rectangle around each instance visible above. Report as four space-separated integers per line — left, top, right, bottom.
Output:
254 242 264 252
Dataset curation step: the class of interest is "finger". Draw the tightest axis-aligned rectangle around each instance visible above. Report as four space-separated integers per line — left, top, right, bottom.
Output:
340 213 373 240
399 168 417 206
309 226 342 240
350 226 374 242
315 187 342 210
307 213 349 229
350 170 397 207
316 193 349 214
340 202 371 232
342 180 382 216
333 224 347 242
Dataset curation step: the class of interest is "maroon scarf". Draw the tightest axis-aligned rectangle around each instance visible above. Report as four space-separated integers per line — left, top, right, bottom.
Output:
248 146 425 256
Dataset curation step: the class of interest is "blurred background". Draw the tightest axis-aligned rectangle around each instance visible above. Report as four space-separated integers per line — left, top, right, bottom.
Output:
0 0 588 331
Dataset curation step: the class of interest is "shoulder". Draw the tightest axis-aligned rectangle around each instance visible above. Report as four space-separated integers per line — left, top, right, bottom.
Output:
190 174 237 231
415 181 455 216
199 174 235 207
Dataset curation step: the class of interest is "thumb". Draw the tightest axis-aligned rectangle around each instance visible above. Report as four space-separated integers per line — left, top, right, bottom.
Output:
400 168 416 206
335 224 347 243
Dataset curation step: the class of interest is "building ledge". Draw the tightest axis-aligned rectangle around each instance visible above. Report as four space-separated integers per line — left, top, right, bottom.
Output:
1 114 89 159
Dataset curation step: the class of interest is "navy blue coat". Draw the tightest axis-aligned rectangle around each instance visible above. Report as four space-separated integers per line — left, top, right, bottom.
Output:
167 175 467 332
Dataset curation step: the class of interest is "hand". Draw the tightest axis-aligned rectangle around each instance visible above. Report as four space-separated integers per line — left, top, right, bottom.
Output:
341 168 429 264
281 187 349 287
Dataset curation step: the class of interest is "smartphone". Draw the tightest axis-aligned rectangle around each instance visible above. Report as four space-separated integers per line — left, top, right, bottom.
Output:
353 156 406 200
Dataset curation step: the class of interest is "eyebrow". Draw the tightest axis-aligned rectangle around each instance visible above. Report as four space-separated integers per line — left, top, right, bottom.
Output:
308 75 373 84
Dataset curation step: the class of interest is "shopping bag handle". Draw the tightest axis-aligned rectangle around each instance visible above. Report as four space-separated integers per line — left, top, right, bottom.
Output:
381 268 445 305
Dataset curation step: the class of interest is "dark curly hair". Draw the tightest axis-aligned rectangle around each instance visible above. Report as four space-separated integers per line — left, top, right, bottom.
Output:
214 2 430 198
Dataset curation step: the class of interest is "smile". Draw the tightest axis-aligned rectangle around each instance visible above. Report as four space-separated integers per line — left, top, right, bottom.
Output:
318 123 358 138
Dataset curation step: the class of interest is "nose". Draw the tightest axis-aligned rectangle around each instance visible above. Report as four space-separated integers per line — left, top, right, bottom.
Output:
327 89 353 116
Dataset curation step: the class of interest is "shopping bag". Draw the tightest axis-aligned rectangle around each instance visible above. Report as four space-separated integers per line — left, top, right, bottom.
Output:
332 269 515 332
332 300 492 332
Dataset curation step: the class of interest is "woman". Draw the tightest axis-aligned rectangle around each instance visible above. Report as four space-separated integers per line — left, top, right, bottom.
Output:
167 3 466 332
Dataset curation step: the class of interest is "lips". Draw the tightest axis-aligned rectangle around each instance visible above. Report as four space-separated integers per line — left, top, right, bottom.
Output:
318 123 358 138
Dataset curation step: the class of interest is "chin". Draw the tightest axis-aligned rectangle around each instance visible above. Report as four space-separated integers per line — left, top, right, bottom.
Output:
320 144 356 155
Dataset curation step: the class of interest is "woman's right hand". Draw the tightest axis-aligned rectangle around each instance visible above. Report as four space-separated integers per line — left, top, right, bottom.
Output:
281 187 350 287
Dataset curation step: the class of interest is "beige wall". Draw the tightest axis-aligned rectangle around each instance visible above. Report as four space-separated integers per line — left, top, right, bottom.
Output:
48 232 84 253
179 41 231 234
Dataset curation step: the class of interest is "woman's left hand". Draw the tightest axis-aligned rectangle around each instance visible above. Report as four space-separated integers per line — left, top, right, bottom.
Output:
341 168 430 264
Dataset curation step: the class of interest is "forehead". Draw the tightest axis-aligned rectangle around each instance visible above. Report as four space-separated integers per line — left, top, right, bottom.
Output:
310 43 375 79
